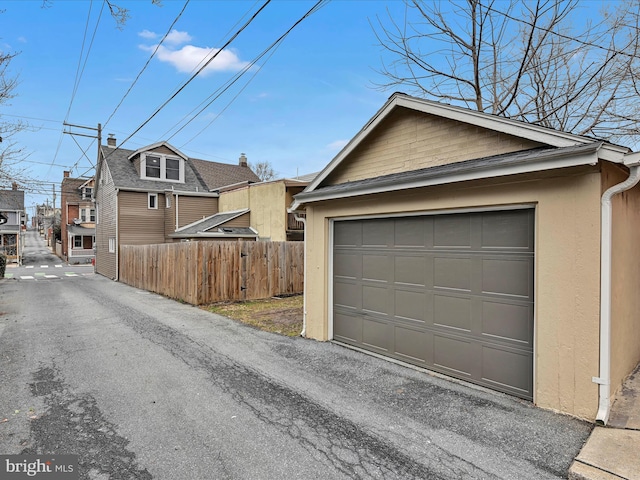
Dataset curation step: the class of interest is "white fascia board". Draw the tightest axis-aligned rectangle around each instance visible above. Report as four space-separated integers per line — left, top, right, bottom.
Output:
169 232 258 239
294 150 599 208
127 141 188 161
163 189 219 197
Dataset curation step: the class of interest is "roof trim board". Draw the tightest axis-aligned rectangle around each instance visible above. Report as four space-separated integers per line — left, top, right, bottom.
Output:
291 143 601 210
305 93 629 193
127 141 188 161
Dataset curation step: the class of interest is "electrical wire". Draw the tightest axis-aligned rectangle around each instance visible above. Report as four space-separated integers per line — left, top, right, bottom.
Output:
109 0 272 156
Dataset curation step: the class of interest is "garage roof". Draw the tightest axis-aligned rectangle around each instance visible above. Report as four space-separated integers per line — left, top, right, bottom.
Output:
293 143 602 208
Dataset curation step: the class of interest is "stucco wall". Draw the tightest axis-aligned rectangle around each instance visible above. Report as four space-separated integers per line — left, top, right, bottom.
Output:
606 162 640 399
220 182 287 241
304 169 602 420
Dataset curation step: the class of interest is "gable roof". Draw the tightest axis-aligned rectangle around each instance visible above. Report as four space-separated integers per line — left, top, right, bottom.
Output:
100 144 261 193
127 141 188 161
0 189 25 210
190 158 261 190
170 209 257 238
61 177 93 202
305 93 629 195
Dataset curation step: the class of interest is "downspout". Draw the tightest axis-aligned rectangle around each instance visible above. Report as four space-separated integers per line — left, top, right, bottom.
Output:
294 213 307 337
594 164 640 425
175 194 179 231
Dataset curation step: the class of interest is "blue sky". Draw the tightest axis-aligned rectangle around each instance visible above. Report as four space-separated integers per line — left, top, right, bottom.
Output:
1 0 407 213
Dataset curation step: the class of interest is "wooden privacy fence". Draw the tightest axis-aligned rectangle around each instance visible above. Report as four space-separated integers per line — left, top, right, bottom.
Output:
119 241 304 305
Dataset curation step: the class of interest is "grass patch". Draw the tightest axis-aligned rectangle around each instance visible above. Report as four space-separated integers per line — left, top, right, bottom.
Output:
203 294 303 337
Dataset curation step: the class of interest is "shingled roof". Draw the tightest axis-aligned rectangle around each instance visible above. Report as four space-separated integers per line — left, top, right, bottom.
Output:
0 189 25 210
99 144 260 192
61 178 91 202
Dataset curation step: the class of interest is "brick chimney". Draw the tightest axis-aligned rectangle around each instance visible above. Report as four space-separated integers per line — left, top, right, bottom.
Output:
63 171 70 178
239 153 247 167
11 181 18 190
107 134 117 148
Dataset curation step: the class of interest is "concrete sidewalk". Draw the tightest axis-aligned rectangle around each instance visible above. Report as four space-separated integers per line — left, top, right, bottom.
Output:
569 365 640 480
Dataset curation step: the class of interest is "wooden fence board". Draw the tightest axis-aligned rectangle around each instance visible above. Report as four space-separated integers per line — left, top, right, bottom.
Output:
119 241 304 305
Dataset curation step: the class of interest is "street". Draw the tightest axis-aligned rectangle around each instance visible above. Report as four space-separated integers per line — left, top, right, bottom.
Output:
0 231 593 479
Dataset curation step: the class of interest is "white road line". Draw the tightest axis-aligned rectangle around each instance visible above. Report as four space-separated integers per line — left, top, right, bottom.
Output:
44 275 58 279
41 265 49 268
20 276 34 280
65 273 79 277
55 265 62 268
26 266 34 269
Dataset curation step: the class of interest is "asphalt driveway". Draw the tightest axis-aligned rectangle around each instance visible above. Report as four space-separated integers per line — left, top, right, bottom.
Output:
0 242 592 479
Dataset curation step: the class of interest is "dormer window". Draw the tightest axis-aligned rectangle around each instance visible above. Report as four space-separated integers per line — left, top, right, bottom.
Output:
81 187 93 200
141 153 184 182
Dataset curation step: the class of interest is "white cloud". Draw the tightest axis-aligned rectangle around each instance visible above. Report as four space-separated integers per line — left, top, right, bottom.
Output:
326 140 348 151
165 29 192 45
138 29 158 39
17 36 27 43
140 44 250 75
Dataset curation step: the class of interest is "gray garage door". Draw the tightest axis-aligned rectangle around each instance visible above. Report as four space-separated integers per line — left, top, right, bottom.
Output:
333 209 534 400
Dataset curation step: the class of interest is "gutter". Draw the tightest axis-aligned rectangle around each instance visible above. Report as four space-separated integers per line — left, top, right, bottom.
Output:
292 211 307 337
594 162 640 425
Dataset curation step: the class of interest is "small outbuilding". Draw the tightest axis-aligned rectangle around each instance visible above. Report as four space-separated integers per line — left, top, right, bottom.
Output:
291 93 640 422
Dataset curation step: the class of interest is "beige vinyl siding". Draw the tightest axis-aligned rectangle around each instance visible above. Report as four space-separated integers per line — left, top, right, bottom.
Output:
326 108 543 185
606 162 640 400
133 156 141 176
118 191 166 245
150 145 177 156
176 195 218 229
95 163 118 279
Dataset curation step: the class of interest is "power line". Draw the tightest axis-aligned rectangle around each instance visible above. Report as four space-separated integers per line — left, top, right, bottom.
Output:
111 0 272 154
103 0 191 130
173 0 330 146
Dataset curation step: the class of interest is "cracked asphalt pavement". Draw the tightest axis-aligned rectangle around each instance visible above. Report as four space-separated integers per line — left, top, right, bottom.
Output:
0 231 593 479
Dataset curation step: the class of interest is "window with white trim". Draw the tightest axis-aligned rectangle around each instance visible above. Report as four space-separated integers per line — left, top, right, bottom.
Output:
80 208 96 222
108 237 116 253
166 195 171 208
74 236 82 248
141 153 184 182
148 193 158 209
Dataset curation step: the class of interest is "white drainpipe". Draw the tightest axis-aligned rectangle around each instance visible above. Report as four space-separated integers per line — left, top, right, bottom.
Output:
294 213 307 337
594 164 640 425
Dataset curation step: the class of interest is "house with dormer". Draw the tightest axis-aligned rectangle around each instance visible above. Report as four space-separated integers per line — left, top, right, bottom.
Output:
94 136 260 280
61 172 96 264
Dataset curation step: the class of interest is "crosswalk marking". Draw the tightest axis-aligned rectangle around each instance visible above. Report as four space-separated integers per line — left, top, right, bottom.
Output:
20 276 34 280
4 273 13 278
44 275 58 279
41 265 49 268
65 273 79 277
26 266 34 269
55 265 62 268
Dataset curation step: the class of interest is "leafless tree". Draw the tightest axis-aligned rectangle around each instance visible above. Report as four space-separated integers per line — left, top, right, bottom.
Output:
0 51 29 189
372 0 640 148
250 161 277 182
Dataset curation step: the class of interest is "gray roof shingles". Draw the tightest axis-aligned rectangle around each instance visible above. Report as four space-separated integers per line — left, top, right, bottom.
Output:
100 145 261 192
0 190 25 210
173 210 249 235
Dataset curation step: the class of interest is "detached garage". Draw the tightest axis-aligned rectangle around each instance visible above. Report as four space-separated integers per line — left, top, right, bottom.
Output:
291 93 640 422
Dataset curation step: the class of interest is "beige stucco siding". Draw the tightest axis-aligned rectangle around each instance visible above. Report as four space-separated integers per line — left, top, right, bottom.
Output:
304 169 602 420
326 108 543 185
606 162 640 399
176 195 218 229
118 191 166 245
220 182 287 241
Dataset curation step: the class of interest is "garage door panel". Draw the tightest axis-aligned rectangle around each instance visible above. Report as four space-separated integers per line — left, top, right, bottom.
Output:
481 210 534 251
362 219 391 246
394 255 429 286
434 335 473 377
394 289 428 323
394 326 430 364
334 311 363 343
362 254 391 282
482 301 532 345
362 318 391 352
482 346 533 395
394 217 429 247
362 285 389 316
434 256 471 291
334 281 360 310
434 215 472 248
334 253 360 279
482 258 532 298
335 222 361 247
333 209 534 401
433 294 472 332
